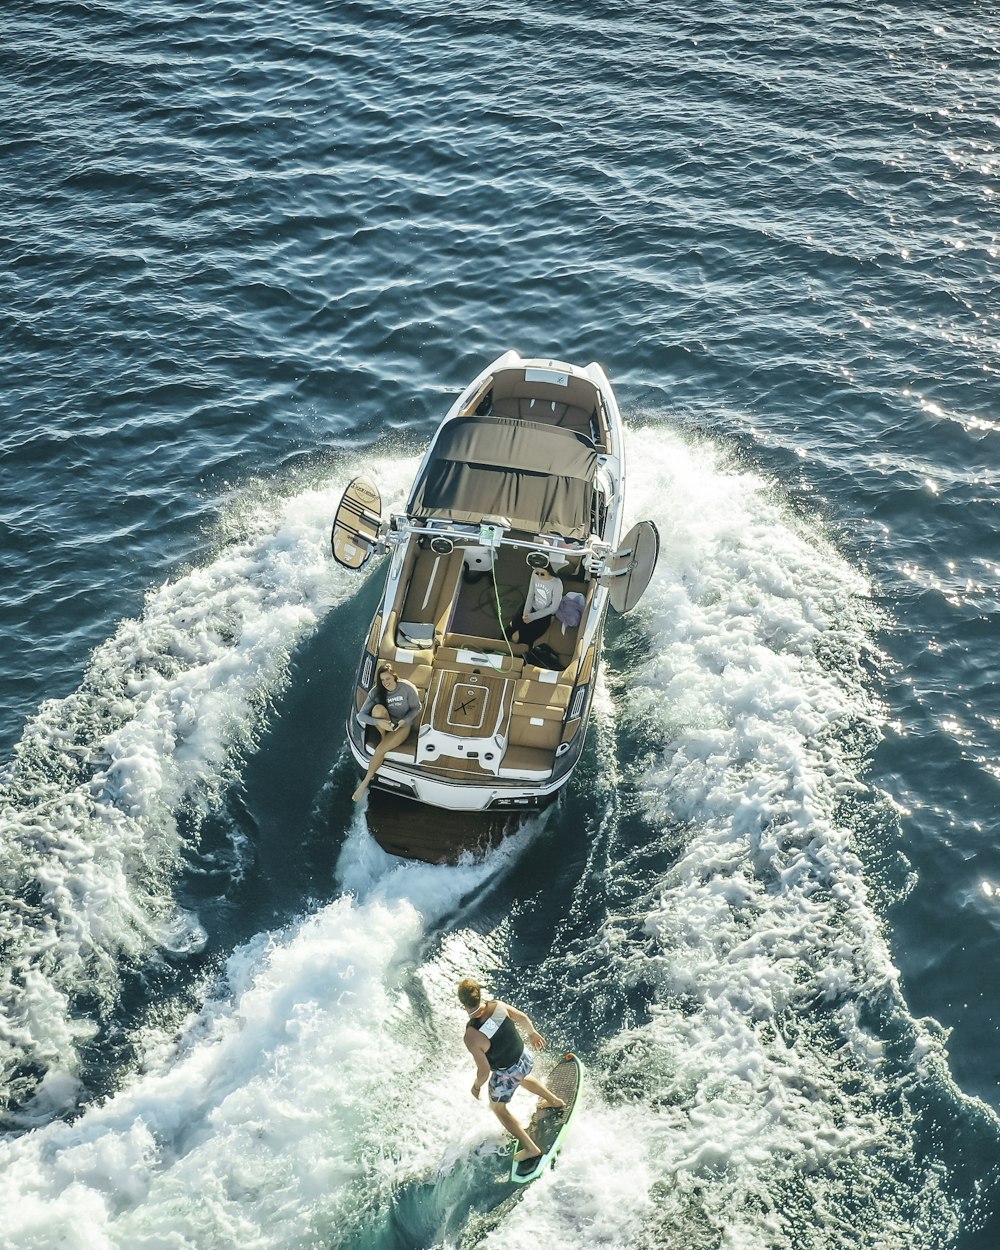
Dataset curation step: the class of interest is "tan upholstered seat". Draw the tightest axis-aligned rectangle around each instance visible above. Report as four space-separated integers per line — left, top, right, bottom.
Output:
498 744 553 779
395 547 465 648
513 678 571 709
507 699 563 751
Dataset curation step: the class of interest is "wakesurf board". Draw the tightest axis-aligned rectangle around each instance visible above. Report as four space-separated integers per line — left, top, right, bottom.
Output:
510 1052 583 1185
330 475 382 570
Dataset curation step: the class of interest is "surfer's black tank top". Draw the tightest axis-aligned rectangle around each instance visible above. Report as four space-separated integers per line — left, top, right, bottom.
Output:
468 1002 524 1071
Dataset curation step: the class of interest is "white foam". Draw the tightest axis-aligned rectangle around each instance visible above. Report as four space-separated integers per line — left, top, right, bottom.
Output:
0 428 977 1247
0 821 525 1249
470 1100 656 1248
0 458 417 1116
569 427 964 1245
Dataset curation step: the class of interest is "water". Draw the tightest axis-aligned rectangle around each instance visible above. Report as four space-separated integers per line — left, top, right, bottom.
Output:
2 0 999 1245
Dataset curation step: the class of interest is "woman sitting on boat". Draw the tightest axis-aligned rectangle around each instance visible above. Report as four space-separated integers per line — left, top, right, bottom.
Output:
352 664 422 802
509 562 564 648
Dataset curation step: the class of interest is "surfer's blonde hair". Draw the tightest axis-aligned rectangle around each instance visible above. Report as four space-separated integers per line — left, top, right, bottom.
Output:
457 977 483 1009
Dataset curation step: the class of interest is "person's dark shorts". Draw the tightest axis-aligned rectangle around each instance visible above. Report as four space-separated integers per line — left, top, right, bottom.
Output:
488 1049 533 1104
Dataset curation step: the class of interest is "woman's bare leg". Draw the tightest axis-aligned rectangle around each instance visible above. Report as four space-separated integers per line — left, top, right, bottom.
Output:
353 719 411 802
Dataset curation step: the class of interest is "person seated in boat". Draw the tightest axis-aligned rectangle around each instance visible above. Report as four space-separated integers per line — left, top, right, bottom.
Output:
457 977 565 1168
508 561 564 648
352 664 422 802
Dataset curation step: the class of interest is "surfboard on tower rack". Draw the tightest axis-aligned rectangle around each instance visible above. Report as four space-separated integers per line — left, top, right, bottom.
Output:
510 1052 584 1184
330 475 383 569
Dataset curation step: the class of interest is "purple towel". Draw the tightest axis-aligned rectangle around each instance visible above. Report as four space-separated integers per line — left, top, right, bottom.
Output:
556 592 585 628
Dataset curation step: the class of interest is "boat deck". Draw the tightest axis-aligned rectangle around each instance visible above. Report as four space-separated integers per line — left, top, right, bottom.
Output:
356 536 595 787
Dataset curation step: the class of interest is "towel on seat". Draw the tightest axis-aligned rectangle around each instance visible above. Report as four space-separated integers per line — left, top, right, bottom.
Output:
556 592 585 630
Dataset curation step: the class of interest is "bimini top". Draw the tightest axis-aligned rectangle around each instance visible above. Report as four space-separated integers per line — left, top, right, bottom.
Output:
407 416 598 540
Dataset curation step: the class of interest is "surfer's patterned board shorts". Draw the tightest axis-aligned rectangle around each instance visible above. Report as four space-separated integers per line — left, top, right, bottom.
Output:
488 1049 533 1104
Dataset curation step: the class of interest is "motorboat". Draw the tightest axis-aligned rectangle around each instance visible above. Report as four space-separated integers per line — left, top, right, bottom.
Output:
331 351 658 861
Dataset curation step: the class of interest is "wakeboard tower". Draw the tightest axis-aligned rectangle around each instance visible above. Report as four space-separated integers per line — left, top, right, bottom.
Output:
330 352 659 862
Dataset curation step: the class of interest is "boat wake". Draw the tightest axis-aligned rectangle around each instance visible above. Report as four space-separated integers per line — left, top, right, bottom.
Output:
0 465 416 1121
0 816 534 1248
0 428 991 1248
481 428 977 1248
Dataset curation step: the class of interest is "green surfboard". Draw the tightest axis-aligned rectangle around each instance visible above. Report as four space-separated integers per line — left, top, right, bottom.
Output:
510 1052 584 1185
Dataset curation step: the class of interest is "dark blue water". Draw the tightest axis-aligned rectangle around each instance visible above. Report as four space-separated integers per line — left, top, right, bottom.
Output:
2 2 999 1245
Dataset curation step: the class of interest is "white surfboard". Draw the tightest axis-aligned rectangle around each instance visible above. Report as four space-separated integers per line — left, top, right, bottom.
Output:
603 520 659 614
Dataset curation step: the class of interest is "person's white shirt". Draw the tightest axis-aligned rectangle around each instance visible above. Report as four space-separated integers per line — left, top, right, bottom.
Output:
523 571 564 622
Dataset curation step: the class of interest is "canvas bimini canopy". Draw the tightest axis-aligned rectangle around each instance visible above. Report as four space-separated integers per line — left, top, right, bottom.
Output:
407 416 598 540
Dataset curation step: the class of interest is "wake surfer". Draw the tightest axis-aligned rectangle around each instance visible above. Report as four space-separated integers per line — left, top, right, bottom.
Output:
458 977 566 1166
